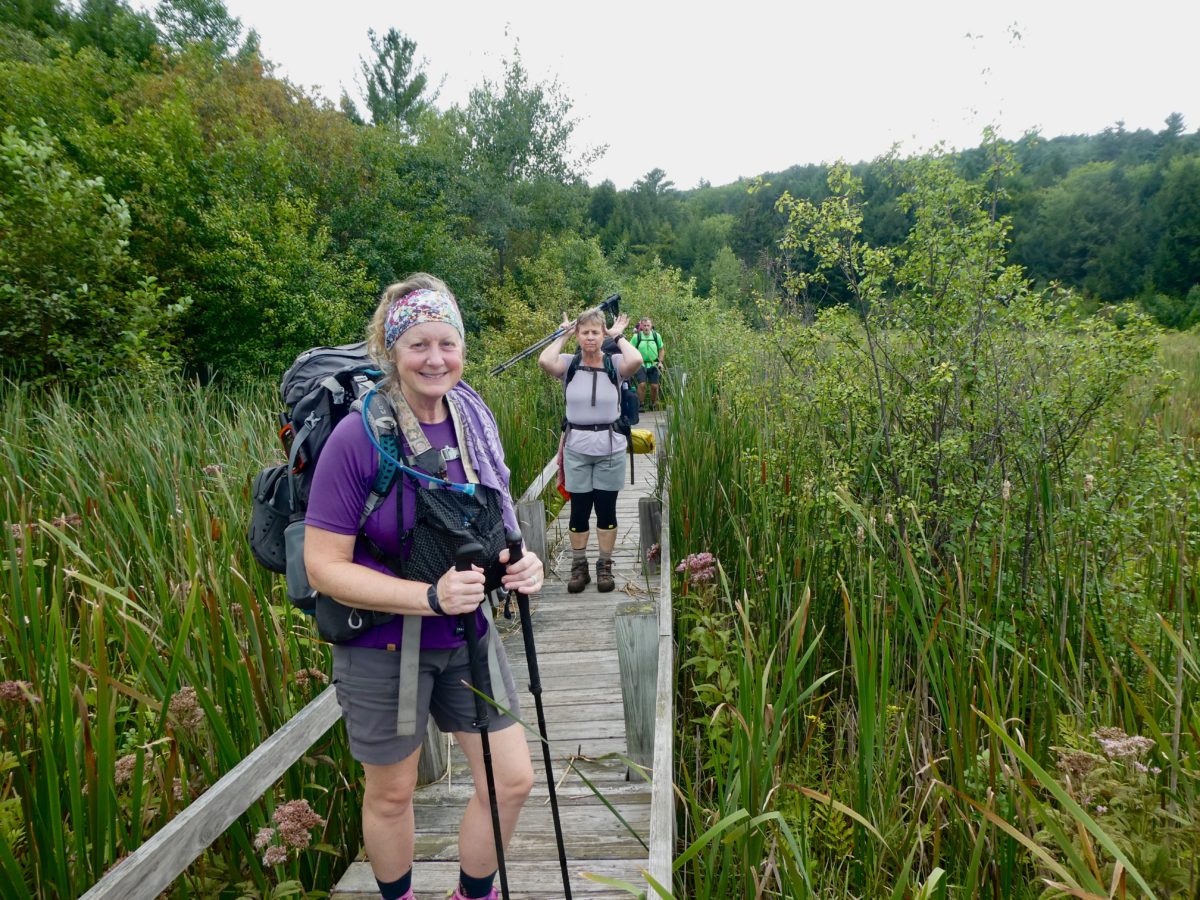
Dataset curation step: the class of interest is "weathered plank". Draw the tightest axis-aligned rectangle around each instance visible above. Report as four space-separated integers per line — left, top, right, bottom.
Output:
615 600 658 769
81 687 342 900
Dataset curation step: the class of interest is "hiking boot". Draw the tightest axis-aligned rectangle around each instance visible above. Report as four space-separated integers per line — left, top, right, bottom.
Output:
596 558 615 593
567 558 590 593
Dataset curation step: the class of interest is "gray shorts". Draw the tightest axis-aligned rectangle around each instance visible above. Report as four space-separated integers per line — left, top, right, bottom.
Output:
331 634 521 766
564 446 627 493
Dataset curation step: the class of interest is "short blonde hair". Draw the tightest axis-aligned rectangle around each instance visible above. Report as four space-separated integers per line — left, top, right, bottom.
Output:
367 273 460 380
575 308 606 332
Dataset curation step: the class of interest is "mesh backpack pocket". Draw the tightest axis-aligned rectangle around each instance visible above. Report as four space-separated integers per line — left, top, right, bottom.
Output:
248 464 292 574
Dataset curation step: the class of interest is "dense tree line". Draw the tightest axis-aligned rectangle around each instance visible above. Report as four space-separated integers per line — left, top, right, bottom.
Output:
594 120 1200 328
3 0 1197 383
0 0 601 381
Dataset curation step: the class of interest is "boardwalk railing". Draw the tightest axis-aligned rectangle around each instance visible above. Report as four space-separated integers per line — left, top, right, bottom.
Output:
80 440 675 899
648 461 675 889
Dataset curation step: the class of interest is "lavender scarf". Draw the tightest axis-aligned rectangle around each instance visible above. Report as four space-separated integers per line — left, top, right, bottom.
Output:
448 381 519 534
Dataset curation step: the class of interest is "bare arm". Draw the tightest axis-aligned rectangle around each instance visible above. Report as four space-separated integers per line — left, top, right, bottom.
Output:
605 314 643 379
537 314 576 378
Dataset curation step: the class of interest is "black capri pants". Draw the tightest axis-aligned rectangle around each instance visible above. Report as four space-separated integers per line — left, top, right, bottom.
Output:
569 489 618 532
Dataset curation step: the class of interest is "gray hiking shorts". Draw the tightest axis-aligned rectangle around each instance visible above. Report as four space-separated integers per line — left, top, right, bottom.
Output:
331 634 521 767
563 446 626 493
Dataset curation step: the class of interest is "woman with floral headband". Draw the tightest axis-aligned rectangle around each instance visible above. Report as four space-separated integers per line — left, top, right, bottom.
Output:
305 274 541 900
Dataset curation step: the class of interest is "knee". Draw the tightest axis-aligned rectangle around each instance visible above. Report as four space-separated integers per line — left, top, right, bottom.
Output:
493 759 534 809
364 777 415 820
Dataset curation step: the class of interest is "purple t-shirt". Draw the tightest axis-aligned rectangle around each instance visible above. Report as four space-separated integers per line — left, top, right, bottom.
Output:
305 413 487 649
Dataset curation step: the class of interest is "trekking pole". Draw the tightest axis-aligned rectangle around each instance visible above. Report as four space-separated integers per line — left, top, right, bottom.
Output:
505 530 572 898
455 543 511 900
489 293 621 376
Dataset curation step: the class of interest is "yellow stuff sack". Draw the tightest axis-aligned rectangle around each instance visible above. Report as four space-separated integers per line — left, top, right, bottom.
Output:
628 428 655 454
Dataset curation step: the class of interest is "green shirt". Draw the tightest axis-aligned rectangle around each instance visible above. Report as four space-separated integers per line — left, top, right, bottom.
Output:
631 330 663 365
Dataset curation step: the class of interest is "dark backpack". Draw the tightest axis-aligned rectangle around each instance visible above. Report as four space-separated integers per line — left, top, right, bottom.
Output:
248 342 397 614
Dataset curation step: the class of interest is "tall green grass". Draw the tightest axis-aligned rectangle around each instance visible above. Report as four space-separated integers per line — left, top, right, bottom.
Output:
0 379 354 897
0 367 571 898
665 335 1200 897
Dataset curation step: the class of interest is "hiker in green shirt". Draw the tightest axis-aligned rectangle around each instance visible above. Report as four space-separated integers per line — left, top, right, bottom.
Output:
631 317 665 410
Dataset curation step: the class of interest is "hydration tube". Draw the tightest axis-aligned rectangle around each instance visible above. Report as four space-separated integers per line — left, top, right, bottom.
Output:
360 389 476 495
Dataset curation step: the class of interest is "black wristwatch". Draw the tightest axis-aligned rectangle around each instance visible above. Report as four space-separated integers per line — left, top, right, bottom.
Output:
426 583 446 615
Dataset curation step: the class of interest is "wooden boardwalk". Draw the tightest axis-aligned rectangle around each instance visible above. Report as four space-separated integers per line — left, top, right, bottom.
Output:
332 411 666 900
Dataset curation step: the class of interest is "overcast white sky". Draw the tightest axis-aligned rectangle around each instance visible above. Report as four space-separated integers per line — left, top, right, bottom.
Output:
152 0 1200 190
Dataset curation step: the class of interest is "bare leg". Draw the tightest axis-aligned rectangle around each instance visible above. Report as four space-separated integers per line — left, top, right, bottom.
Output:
636 381 647 408
454 725 534 877
598 526 618 555
361 750 422 881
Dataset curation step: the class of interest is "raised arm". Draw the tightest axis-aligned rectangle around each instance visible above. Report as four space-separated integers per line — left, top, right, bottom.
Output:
606 312 643 379
537 313 576 378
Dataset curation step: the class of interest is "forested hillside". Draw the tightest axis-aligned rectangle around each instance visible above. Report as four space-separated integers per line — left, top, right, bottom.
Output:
3 0 1198 386
593 124 1200 329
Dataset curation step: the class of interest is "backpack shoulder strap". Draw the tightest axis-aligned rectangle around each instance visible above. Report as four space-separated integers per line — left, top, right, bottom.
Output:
602 352 619 386
565 350 583 386
654 331 663 349
358 392 401 528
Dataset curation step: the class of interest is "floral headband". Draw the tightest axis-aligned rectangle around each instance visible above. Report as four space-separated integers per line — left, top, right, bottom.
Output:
383 288 464 350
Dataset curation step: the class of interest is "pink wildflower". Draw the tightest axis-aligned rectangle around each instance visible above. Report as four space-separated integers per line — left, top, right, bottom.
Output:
254 827 276 851
647 543 661 563
273 799 325 849
168 686 205 731
675 552 717 583
114 754 138 785
50 513 83 529
202 464 224 476
0 680 39 704
262 845 288 866
1092 727 1156 762
294 668 329 688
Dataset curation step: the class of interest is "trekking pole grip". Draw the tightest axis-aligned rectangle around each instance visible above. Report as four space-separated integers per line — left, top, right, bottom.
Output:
505 530 524 566
455 543 483 572
454 543 483 637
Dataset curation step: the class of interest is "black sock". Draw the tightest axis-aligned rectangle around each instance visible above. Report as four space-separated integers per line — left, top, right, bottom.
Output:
458 868 496 898
376 868 412 900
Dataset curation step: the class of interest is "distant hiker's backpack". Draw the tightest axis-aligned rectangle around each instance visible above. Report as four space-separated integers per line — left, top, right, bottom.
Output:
248 342 394 617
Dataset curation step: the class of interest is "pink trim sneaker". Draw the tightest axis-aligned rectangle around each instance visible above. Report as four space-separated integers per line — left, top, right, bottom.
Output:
449 889 497 900
398 890 415 900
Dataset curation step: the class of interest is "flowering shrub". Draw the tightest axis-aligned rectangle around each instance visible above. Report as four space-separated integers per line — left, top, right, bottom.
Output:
254 799 327 868
676 552 717 583
1040 723 1188 893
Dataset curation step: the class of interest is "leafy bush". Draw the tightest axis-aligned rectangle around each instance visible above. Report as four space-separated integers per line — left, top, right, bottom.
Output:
0 122 183 381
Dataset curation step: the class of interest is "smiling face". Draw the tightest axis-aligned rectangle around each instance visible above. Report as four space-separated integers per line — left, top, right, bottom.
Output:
391 321 464 408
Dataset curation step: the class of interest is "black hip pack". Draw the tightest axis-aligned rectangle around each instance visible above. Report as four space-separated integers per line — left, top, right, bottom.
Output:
313 479 506 643
403 480 508 592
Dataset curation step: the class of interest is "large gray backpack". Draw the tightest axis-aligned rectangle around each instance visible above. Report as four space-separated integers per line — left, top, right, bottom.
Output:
247 342 399 623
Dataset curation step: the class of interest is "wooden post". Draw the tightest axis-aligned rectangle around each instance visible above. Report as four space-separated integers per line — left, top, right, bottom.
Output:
638 496 662 577
516 497 547 565
615 599 657 771
417 721 447 785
